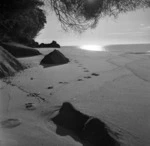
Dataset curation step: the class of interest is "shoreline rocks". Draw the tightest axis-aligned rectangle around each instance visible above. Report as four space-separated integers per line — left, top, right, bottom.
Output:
0 46 25 78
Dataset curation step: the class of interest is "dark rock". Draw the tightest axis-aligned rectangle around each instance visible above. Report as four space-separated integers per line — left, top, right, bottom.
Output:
0 46 25 78
52 102 88 134
40 50 69 66
81 118 119 146
1 42 41 57
39 40 60 48
49 41 60 48
51 102 120 146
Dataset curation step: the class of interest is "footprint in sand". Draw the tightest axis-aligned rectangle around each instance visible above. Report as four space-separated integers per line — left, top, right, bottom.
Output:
25 103 36 110
77 79 83 81
0 119 21 128
84 70 89 72
82 67 89 72
91 73 99 76
47 86 53 89
59 82 68 84
84 76 92 79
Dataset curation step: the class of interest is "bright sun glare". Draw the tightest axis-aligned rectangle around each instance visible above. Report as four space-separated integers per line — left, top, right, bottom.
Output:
80 45 105 51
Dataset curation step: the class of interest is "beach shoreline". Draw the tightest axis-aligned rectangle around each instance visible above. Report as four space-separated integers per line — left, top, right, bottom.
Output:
1 44 150 146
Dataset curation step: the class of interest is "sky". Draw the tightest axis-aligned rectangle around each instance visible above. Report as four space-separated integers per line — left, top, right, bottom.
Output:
36 8 150 46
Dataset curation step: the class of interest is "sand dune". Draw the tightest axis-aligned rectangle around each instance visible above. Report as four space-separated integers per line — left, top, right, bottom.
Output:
0 44 150 146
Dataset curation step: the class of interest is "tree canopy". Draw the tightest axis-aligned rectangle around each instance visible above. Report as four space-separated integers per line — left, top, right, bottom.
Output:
0 0 46 43
0 0 150 43
48 0 150 32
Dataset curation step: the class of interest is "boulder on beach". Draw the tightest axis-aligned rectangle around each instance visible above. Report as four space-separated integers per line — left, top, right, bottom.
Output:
52 102 119 146
49 41 60 48
52 102 89 133
0 46 25 78
40 50 69 65
39 40 60 48
0 42 41 57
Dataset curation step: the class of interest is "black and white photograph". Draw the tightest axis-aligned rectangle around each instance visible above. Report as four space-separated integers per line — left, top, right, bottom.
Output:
0 0 150 146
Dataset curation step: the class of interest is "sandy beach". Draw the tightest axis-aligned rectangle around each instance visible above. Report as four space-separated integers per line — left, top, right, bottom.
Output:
0 44 150 146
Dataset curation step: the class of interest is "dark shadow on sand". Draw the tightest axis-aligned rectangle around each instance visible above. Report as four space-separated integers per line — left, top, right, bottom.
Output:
40 63 60 68
40 62 69 68
51 102 120 146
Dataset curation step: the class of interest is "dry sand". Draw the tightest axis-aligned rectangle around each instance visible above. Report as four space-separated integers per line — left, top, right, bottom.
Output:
0 44 150 146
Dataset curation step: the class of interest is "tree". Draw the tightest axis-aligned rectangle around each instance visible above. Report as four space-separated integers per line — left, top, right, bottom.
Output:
0 0 46 43
47 0 150 32
8 7 47 44
0 0 150 43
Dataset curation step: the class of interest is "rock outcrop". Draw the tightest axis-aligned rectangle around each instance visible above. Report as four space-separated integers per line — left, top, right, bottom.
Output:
39 41 60 48
0 46 24 78
52 102 120 146
40 50 69 66
1 42 41 57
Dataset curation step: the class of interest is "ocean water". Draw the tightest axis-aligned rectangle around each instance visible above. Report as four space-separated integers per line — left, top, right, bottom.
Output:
104 43 150 53
78 43 150 53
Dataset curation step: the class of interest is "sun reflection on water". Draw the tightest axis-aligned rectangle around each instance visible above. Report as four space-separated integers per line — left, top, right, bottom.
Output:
80 45 105 51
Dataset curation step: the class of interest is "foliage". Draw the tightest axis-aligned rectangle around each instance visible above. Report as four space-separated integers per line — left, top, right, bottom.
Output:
0 0 46 43
47 0 150 32
0 0 150 43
